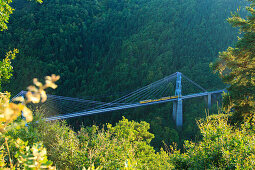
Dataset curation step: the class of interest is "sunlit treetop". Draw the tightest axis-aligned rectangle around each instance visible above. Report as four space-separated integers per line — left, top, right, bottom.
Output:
213 0 255 122
0 0 42 31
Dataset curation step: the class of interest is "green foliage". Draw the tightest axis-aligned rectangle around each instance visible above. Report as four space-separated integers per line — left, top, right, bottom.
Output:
0 0 243 149
19 113 255 169
169 114 255 169
0 76 58 169
213 1 255 122
0 49 18 90
0 136 53 169
2 0 238 96
0 0 42 31
24 117 173 169
1 1 253 166
35 120 79 169
0 0 57 168
0 0 43 91
107 117 154 144
0 0 14 31
9 138 53 169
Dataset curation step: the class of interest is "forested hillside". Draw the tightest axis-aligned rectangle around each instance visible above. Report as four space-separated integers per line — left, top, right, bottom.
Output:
1 0 255 169
0 0 247 149
1 0 245 95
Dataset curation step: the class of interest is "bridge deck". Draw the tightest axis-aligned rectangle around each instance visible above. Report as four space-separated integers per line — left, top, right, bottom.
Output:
46 90 224 121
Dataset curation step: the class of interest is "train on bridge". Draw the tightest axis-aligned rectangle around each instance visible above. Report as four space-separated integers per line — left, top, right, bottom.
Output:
139 95 179 104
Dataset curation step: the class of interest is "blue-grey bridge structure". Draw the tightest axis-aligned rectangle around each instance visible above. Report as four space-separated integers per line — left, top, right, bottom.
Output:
14 72 224 127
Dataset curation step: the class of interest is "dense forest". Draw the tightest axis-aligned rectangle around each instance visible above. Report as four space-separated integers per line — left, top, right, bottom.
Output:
0 0 248 149
1 0 255 169
2 0 245 95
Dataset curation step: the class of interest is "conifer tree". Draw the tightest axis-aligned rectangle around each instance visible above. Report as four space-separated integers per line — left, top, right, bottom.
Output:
213 0 255 122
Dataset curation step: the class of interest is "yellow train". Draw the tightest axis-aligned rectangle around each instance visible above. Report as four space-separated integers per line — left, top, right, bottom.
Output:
139 96 178 104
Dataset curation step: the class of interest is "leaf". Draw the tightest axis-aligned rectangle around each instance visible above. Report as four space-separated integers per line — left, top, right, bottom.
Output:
27 85 38 92
33 78 42 87
40 90 47 103
12 96 25 103
26 91 40 103
22 106 33 122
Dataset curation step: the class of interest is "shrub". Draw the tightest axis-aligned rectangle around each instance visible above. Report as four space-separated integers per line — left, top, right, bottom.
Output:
29 117 173 169
0 75 59 169
169 114 255 169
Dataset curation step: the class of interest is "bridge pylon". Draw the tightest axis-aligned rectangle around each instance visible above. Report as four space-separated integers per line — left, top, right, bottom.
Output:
172 72 183 128
208 93 211 109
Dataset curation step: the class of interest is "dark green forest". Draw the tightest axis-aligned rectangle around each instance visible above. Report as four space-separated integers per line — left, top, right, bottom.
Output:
0 0 247 150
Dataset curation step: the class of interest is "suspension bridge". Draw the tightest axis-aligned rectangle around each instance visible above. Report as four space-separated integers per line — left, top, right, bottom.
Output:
14 72 225 127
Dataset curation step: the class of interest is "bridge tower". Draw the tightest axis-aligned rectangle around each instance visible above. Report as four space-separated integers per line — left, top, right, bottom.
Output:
208 92 211 109
172 72 183 127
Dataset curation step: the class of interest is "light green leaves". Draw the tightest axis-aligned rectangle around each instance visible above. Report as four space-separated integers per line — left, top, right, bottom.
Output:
0 0 14 31
212 1 255 122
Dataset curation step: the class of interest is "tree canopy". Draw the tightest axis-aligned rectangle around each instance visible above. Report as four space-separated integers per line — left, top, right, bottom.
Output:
213 0 255 122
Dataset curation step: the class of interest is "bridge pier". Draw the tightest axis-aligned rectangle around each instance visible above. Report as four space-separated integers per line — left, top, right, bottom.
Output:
208 93 211 109
172 72 183 128
172 99 183 127
176 99 183 127
172 101 177 121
